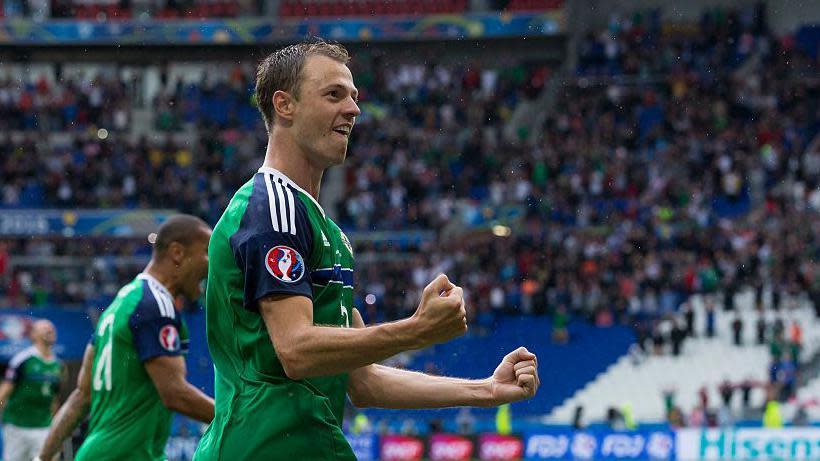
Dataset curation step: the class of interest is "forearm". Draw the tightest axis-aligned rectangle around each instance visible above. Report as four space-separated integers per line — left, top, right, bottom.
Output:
279 319 420 379
166 383 214 424
39 389 89 460
349 364 494 409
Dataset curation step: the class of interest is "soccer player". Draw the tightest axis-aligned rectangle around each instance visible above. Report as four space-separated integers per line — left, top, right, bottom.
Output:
36 215 215 461
194 40 540 460
0 320 63 461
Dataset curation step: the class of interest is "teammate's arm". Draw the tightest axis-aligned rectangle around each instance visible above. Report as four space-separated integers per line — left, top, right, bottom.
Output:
0 379 14 413
347 308 539 409
51 364 69 415
260 274 467 380
144 355 214 423
38 345 94 461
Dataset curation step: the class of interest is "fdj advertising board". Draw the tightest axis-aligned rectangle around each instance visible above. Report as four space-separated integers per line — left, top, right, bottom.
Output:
524 430 675 460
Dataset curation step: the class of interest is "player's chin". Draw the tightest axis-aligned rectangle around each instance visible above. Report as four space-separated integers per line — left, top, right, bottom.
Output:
326 148 348 166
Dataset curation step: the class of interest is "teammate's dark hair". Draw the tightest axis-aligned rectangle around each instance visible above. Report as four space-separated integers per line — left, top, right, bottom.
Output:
152 214 210 258
255 39 350 133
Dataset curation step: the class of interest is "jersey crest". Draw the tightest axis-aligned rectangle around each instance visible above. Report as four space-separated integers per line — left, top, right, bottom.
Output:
265 245 305 283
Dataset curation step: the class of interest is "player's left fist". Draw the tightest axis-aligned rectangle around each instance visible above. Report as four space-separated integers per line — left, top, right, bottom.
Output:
487 346 540 405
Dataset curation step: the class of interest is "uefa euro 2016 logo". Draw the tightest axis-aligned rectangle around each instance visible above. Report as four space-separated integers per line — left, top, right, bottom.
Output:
265 245 305 283
158 325 180 352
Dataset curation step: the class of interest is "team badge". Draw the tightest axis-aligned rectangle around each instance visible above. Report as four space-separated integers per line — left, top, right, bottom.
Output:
158 325 180 352
265 245 305 283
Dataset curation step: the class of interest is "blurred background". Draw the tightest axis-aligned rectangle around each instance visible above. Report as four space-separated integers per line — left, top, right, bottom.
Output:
1 0 820 459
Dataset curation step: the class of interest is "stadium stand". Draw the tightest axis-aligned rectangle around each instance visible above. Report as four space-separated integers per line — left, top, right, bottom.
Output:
549 291 820 423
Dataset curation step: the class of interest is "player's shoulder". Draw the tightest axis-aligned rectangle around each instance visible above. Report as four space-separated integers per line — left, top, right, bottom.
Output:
131 273 177 323
8 346 37 369
234 167 315 240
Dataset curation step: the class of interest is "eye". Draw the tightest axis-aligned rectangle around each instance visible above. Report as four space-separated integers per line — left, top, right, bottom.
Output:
328 90 340 98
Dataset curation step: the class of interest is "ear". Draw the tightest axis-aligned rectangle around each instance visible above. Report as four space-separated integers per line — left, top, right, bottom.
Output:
168 242 186 266
272 90 295 123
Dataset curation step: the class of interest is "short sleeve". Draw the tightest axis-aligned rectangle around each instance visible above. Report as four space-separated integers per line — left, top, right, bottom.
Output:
129 303 185 362
234 224 314 312
3 357 24 383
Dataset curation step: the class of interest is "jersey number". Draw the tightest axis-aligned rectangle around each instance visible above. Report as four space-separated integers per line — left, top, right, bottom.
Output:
93 314 115 391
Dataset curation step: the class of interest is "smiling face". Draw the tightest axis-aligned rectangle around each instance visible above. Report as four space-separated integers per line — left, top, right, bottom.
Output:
285 55 361 169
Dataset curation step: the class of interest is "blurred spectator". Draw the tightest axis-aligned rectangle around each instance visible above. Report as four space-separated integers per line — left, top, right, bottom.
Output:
456 408 475 435
740 379 753 408
572 405 585 430
688 406 705 428
792 405 810 426
606 407 625 430
667 407 685 429
762 393 783 428
719 379 734 407
698 386 709 409
670 318 686 356
789 321 803 362
705 302 716 338
756 313 767 345
776 351 797 401
731 314 743 346
683 303 695 337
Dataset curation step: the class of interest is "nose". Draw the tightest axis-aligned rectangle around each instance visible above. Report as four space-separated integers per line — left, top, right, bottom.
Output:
344 97 361 119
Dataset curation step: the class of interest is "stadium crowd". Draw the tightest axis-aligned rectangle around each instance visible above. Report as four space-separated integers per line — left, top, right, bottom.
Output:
0 7 817 438
1 9 819 362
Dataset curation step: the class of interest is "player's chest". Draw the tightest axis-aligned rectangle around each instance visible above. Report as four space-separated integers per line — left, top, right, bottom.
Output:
310 220 354 276
23 361 60 384
310 221 354 327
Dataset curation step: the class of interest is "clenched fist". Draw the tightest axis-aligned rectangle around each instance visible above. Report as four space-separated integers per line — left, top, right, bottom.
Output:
410 274 468 348
487 347 540 405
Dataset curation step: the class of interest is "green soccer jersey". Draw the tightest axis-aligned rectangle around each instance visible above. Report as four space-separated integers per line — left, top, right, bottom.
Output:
2 346 62 428
76 273 189 461
194 167 356 460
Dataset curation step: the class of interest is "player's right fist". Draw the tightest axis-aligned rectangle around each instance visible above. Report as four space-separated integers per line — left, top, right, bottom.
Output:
411 274 468 347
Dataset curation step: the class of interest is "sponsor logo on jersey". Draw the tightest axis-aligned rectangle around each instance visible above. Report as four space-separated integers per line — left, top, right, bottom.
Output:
158 325 180 352
265 245 305 283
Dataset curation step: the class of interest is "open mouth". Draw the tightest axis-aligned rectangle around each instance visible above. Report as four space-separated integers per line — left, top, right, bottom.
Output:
332 126 351 137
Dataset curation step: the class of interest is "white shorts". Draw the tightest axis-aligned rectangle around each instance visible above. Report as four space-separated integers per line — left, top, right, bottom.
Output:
2 423 49 461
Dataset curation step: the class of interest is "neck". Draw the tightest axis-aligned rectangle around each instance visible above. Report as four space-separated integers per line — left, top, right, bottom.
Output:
143 261 180 298
262 130 324 200
33 342 52 360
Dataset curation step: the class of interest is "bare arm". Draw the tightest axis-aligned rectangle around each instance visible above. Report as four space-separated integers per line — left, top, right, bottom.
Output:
0 380 14 414
347 309 540 409
144 355 214 423
261 274 467 380
51 365 69 415
39 345 94 461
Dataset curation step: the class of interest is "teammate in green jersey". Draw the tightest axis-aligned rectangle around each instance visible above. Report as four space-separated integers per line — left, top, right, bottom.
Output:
194 40 541 461
0 320 63 461
36 215 216 461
